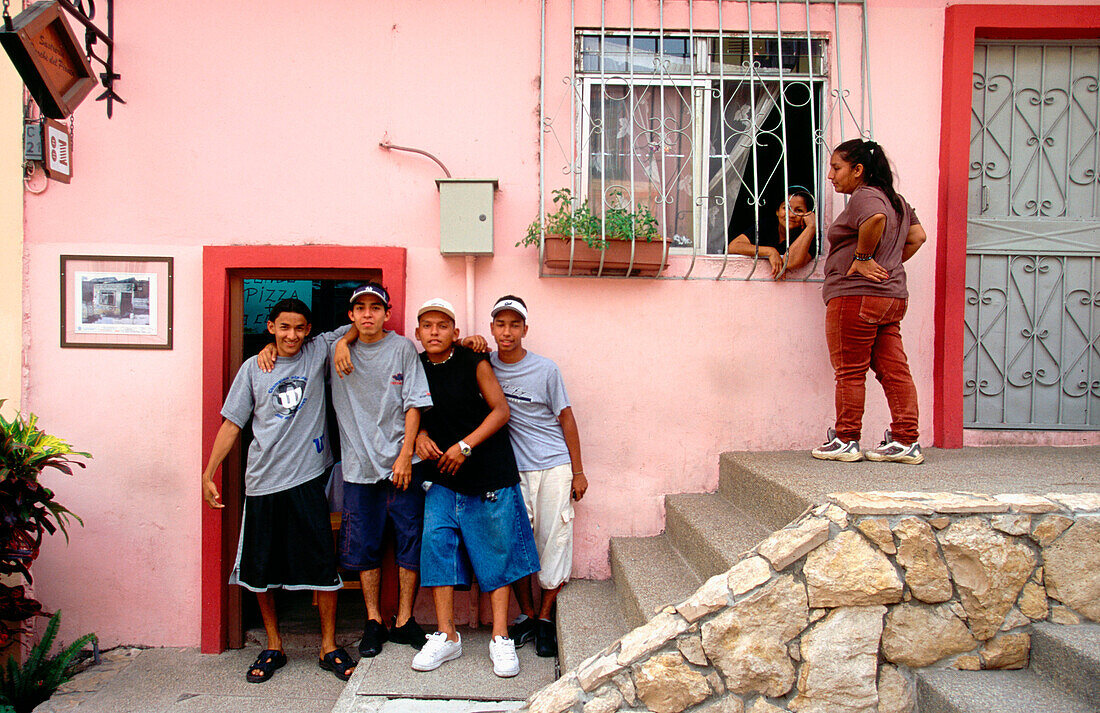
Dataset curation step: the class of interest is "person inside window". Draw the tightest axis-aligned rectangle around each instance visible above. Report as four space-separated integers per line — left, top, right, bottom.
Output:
726 187 817 279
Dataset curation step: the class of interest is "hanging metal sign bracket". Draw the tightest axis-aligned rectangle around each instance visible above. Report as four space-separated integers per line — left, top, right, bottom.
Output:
1 0 121 119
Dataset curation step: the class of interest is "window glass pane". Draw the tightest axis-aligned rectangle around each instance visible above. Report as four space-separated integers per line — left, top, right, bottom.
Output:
706 79 822 255
588 84 695 247
579 34 693 75
714 36 826 76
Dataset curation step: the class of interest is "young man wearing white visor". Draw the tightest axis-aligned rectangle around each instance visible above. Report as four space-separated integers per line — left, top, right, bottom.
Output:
488 296 587 658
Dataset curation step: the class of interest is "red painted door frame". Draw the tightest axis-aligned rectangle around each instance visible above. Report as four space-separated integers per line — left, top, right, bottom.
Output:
934 4 1100 447
201 245 406 653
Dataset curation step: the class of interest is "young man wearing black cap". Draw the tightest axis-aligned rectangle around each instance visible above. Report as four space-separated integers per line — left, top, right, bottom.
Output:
488 296 588 658
329 282 434 658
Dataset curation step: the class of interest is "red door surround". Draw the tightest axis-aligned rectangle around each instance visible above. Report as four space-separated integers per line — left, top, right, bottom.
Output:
934 4 1100 448
201 245 406 653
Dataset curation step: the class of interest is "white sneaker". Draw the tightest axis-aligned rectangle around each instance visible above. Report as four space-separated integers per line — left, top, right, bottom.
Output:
489 635 519 677
411 632 462 671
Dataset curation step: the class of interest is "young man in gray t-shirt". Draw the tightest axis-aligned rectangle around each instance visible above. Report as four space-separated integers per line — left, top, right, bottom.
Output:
330 282 433 658
202 299 356 683
487 295 588 658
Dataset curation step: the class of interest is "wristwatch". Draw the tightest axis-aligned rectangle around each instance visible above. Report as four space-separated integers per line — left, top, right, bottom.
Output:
458 440 472 457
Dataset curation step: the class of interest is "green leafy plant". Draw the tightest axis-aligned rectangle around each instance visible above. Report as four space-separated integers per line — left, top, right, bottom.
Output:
0 611 95 713
0 401 88 646
519 188 661 250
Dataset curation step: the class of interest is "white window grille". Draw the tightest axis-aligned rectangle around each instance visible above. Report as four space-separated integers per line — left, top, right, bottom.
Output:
536 0 875 279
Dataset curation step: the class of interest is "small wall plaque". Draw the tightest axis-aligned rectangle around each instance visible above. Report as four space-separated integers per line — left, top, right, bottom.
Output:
0 1 96 119
42 118 71 183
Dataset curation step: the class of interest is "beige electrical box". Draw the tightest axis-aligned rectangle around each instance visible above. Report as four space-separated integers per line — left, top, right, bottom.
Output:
436 178 498 255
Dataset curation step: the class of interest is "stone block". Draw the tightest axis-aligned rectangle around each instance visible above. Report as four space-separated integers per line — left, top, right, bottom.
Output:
993 494 1059 514
893 517 952 603
876 664 914 713
677 633 708 667
634 652 712 713
856 518 895 554
938 517 1036 639
827 492 933 516
617 611 691 666
757 519 830 571
1031 514 1073 546
803 531 903 607
678 572 733 623
1018 581 1048 620
700 575 807 698
789 606 885 713
980 632 1029 670
1046 493 1100 512
882 603 977 667
991 513 1030 536
1043 516 1100 621
727 557 772 597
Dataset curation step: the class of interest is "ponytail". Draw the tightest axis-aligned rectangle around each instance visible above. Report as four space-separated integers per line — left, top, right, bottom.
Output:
834 138 903 217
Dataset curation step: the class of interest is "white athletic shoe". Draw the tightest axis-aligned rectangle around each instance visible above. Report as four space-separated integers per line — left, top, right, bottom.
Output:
411 632 462 671
489 635 520 678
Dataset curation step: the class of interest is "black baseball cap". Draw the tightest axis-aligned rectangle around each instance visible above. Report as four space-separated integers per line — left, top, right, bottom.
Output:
349 282 391 307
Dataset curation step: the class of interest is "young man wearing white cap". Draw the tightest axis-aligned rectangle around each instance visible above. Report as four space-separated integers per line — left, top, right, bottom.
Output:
488 295 588 658
408 298 540 677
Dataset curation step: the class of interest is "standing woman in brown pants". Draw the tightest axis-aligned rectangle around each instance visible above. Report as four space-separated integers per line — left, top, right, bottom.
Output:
811 138 928 464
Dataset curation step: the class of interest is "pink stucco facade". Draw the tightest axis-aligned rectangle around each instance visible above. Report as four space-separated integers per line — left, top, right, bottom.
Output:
15 1 1100 648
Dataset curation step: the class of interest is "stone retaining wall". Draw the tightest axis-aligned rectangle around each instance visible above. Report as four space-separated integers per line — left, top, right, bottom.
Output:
522 491 1100 713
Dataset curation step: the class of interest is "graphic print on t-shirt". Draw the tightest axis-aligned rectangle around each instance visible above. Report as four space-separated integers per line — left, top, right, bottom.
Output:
270 376 308 418
500 384 533 403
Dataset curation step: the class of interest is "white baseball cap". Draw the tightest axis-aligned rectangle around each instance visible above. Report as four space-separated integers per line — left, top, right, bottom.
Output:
416 297 457 322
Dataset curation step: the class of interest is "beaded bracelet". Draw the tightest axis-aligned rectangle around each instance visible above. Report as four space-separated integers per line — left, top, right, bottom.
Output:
853 252 873 262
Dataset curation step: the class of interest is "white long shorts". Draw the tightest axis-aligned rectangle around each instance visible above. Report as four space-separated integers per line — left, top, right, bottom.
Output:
518 463 574 589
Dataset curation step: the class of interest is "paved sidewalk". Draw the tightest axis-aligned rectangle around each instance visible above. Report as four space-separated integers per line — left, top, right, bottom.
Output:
33 644 529 713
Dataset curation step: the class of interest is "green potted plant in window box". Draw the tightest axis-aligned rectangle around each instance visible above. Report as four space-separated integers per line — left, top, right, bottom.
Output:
519 188 668 276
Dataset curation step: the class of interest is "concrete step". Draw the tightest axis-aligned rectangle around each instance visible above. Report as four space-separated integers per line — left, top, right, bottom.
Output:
609 535 701 628
554 579 629 673
915 669 1097 713
1031 623 1100 704
664 493 772 579
718 452 812 530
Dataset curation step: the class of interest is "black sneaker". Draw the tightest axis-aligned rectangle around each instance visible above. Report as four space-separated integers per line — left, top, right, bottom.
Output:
508 616 537 648
535 618 558 658
358 619 388 658
389 617 428 650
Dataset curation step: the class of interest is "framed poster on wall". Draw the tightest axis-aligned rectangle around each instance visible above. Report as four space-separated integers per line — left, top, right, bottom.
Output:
60 255 174 349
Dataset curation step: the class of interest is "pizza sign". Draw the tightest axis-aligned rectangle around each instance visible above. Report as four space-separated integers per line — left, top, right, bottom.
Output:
43 118 71 183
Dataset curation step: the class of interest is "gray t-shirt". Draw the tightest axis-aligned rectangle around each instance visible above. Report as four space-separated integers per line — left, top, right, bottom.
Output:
221 337 334 497
490 351 572 471
330 331 433 484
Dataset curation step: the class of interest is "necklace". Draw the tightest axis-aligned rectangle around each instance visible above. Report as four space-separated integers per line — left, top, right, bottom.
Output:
427 348 455 366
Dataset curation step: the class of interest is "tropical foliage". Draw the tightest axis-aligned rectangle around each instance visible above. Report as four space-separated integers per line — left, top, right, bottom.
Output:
0 401 89 644
0 612 95 713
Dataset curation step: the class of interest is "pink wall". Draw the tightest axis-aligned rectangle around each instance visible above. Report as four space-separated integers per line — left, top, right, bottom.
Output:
19 0 1098 648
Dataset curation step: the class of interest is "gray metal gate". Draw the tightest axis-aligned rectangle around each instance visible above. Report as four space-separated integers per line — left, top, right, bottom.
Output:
965 41 1100 429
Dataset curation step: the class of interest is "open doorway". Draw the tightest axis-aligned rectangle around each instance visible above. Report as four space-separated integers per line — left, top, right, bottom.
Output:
202 246 408 654
226 274 380 648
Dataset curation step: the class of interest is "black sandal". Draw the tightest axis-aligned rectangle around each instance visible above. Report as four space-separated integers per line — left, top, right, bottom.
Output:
246 649 287 683
319 647 356 681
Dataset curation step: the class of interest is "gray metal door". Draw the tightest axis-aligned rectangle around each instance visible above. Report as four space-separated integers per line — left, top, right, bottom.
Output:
965 41 1100 429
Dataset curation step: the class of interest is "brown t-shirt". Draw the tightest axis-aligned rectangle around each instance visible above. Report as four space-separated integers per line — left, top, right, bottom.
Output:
822 186 919 303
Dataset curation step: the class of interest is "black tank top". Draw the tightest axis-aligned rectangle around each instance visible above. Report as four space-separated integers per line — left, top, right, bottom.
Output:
417 346 519 495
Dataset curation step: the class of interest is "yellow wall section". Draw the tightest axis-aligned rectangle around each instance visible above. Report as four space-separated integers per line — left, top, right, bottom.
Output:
0 61 22 416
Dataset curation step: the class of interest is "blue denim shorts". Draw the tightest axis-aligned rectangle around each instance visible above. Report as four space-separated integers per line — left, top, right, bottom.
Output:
339 479 424 572
420 483 540 592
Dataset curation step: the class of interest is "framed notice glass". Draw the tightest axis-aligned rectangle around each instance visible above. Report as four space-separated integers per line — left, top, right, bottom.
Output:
60 255 174 349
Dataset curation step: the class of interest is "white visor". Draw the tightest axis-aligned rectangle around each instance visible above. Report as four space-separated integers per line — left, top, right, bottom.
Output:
490 298 528 321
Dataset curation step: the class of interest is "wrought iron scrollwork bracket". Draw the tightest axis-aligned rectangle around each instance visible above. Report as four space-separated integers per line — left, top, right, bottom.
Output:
56 0 122 118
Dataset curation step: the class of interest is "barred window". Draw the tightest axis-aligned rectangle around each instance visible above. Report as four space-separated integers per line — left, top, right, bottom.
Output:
579 32 827 256
537 0 875 279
